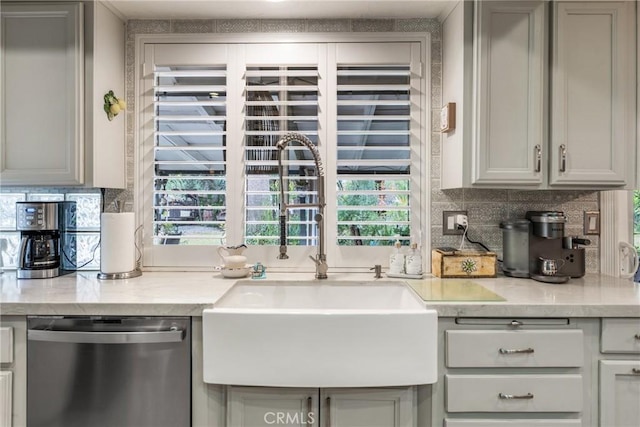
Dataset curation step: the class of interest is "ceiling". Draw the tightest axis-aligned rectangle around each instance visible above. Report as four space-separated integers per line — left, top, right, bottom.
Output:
103 0 454 20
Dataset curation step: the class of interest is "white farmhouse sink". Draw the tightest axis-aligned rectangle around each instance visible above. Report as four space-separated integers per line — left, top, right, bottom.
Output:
203 280 437 388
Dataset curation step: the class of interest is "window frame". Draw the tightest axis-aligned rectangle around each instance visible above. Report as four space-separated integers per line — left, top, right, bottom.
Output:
135 32 431 271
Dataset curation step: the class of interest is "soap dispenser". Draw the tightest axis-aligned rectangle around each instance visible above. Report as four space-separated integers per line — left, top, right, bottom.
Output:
405 243 423 276
389 239 405 274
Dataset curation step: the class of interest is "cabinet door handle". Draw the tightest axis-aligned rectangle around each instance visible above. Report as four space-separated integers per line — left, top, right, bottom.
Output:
499 347 534 354
559 144 567 172
534 144 542 173
325 397 331 427
634 334 640 340
307 396 314 425
632 368 640 375
498 392 534 400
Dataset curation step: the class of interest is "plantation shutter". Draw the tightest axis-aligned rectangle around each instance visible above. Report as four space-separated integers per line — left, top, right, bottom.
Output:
152 64 228 246
243 65 321 246
141 41 425 269
335 64 414 246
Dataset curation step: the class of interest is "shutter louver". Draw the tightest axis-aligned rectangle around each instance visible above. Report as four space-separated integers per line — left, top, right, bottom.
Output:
152 66 227 245
336 65 412 246
244 66 321 246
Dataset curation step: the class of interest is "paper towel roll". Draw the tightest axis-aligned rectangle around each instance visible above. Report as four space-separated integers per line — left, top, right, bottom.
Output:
100 212 136 274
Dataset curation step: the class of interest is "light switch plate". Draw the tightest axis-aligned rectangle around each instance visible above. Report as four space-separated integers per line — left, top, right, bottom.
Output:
584 211 600 235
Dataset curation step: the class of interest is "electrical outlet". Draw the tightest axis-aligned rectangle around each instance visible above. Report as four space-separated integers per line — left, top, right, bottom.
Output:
443 210 467 235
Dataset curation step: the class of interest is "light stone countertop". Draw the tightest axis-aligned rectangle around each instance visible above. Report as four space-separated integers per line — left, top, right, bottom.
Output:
0 271 638 317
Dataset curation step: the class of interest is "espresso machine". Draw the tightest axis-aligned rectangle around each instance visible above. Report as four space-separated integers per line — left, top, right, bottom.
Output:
16 201 76 279
500 211 589 283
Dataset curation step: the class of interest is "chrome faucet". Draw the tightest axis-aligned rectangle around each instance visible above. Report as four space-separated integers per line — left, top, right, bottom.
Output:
276 133 328 279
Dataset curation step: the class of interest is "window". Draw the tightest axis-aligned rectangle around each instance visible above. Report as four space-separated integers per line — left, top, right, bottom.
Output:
139 38 428 269
244 64 321 247
335 64 412 246
153 65 227 246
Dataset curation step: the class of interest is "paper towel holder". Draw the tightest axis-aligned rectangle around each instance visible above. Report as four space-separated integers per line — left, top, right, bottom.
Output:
97 269 142 280
97 222 143 280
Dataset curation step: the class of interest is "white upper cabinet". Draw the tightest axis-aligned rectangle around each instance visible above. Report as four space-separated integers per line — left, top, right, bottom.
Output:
473 1 547 187
83 1 127 189
1 2 84 186
550 1 636 187
441 0 637 189
0 1 126 188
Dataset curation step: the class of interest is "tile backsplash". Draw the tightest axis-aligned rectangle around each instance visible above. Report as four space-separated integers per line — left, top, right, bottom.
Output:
0 18 601 273
430 187 600 273
0 190 101 270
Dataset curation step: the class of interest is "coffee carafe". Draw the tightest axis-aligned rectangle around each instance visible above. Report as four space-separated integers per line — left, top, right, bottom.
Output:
500 211 588 283
16 201 76 279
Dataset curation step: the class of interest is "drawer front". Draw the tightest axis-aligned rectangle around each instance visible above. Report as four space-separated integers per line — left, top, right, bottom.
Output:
446 374 583 413
446 330 583 367
445 420 581 427
601 318 640 353
0 327 12 364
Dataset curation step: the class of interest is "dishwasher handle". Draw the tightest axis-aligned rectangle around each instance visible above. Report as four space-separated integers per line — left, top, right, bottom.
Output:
28 328 185 344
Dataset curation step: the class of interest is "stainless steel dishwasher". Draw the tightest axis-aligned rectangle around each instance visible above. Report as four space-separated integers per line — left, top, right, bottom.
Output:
27 316 190 427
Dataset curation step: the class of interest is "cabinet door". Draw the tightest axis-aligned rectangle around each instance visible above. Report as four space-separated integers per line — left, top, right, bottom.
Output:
600 360 640 427
473 1 547 186
322 388 414 427
550 1 635 187
0 372 11 427
0 3 83 185
227 386 319 427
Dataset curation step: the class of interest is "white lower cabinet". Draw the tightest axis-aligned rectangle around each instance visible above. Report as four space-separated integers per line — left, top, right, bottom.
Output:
321 388 414 427
439 318 587 426
0 371 11 427
0 318 26 427
599 361 640 427
227 386 414 427
446 374 583 413
0 326 12 426
228 387 318 427
599 318 640 427
444 420 582 427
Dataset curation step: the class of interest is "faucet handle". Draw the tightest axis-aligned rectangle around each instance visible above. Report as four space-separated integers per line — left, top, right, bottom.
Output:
370 265 382 279
308 255 320 266
309 255 328 279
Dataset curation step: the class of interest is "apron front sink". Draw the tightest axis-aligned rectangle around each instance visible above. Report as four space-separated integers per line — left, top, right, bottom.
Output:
203 280 437 387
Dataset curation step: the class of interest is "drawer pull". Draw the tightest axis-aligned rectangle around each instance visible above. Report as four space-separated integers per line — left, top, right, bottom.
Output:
509 320 523 328
499 347 534 355
498 392 534 400
632 368 640 375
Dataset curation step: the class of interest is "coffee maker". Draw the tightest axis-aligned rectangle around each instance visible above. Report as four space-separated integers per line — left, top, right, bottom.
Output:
500 211 588 283
16 201 76 279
